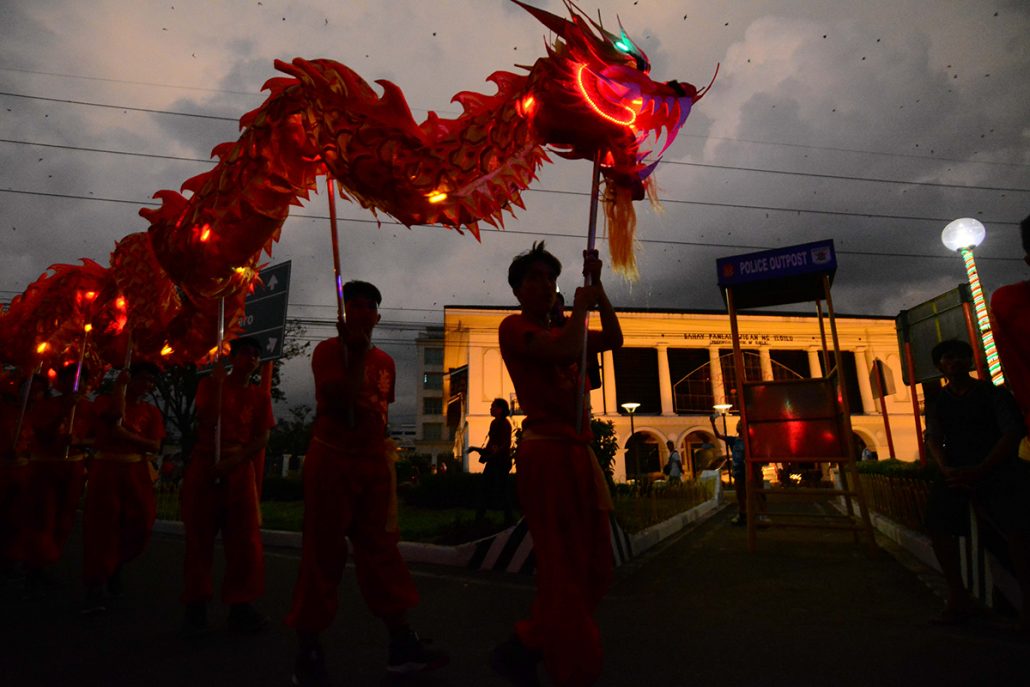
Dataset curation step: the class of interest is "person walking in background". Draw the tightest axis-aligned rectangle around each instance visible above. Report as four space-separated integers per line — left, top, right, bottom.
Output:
710 414 748 525
181 336 274 636
81 362 165 613
664 440 683 486
495 243 623 687
473 397 515 525
287 281 447 686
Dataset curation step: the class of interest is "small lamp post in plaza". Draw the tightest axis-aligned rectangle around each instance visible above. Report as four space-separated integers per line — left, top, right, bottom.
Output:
941 218 1005 386
713 403 733 484
621 402 640 484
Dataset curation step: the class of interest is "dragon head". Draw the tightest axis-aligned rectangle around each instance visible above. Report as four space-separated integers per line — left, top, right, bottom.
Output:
517 0 710 197
516 1 712 277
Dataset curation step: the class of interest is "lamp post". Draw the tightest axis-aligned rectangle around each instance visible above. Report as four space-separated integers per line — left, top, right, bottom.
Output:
941 218 1004 386
713 403 733 484
621 402 640 483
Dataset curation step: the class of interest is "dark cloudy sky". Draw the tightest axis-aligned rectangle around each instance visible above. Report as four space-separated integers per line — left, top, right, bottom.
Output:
2 0 1028 425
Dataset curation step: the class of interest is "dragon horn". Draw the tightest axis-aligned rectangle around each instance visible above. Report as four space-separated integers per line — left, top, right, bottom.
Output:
511 0 574 39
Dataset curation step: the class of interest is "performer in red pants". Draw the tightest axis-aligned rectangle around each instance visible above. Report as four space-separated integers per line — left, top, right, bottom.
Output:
287 281 447 686
0 374 35 577
81 362 164 612
495 243 623 687
181 336 273 635
23 364 92 591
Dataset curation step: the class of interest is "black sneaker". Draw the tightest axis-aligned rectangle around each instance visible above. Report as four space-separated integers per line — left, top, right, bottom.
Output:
227 603 270 634
387 629 449 675
181 602 210 638
292 646 330 687
490 635 541 687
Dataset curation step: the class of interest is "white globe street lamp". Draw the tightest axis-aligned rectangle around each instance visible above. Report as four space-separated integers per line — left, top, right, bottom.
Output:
940 218 1004 385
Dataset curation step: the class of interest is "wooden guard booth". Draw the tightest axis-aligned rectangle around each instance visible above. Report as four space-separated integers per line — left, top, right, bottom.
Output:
715 240 877 553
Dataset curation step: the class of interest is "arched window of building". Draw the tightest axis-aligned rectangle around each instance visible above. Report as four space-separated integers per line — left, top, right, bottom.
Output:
669 348 713 414
625 431 661 479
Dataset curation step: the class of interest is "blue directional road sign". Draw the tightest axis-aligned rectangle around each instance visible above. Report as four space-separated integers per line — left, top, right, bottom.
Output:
240 261 291 361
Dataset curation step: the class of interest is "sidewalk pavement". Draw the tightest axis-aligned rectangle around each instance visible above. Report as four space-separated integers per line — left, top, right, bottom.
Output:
2 503 1028 686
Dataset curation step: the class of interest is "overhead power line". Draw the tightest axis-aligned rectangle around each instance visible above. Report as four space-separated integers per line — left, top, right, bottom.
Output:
4 137 1027 194
2 187 1021 243
3 88 1029 170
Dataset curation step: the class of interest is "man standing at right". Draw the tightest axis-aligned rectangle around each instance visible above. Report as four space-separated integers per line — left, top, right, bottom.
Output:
924 339 1030 628
495 243 623 687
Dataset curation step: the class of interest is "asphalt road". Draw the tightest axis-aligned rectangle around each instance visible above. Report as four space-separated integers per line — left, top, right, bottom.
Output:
2 505 1028 687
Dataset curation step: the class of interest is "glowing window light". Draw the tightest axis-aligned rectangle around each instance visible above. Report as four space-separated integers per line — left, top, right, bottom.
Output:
575 64 636 127
427 191 448 204
160 344 174 357
960 247 1005 385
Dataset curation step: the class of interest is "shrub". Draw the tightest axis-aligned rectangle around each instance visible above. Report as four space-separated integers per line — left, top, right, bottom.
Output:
855 458 939 480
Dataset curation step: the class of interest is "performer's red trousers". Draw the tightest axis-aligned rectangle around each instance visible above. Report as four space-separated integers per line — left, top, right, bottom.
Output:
82 459 155 586
515 438 613 687
24 459 86 568
181 455 264 605
0 461 29 562
286 439 418 634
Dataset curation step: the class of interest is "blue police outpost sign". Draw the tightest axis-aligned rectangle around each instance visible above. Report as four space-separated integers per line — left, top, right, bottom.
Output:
240 261 291 361
716 240 837 309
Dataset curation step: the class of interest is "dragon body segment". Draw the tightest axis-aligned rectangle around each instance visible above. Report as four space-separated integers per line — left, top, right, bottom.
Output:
2 1 707 373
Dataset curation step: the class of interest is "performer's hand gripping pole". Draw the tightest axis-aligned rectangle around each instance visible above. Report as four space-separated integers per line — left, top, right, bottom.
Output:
575 151 603 434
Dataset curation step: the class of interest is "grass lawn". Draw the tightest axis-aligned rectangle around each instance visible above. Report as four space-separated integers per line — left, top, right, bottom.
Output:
154 477 714 542
157 490 517 544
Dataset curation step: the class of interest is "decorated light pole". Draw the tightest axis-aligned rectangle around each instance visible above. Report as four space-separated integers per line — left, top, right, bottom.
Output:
941 218 1004 386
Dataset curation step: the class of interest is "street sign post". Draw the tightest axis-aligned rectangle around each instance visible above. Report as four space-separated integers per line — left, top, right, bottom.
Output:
241 261 291 361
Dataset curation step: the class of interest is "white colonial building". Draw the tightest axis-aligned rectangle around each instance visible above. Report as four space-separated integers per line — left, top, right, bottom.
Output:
442 306 923 480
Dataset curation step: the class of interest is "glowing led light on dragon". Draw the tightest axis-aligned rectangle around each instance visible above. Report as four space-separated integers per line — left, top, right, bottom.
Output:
36 342 49 354
575 64 636 127
160 344 174 357
941 218 1004 386
427 191 448 204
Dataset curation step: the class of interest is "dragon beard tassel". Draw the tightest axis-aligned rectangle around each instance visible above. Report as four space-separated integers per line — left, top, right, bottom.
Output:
603 174 662 282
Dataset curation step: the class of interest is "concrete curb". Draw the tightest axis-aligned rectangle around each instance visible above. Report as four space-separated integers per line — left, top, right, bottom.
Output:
154 484 725 571
628 498 723 557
